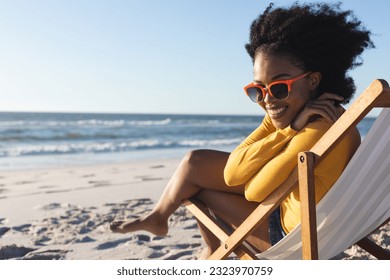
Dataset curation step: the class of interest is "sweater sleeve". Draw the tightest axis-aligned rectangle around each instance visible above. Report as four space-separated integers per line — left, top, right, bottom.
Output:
224 115 298 186
244 118 333 202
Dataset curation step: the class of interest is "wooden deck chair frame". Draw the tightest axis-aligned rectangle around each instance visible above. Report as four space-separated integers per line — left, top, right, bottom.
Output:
183 79 390 260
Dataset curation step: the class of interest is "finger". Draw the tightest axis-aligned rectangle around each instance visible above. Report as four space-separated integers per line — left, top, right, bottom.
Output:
310 107 335 123
335 106 346 118
310 100 338 115
316 92 344 102
305 103 339 122
307 100 340 121
338 106 346 113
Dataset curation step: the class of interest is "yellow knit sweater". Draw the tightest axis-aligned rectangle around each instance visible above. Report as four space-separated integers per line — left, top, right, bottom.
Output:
224 114 360 233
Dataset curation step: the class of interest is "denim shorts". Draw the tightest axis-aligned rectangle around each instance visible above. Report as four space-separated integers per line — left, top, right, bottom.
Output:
268 207 286 246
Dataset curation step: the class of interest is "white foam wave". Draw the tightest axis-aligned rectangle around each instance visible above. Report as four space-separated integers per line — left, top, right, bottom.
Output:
0 118 172 128
126 118 171 126
0 137 242 157
178 138 243 147
0 139 162 156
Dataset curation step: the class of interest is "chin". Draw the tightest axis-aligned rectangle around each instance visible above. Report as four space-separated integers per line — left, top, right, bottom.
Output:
271 118 292 130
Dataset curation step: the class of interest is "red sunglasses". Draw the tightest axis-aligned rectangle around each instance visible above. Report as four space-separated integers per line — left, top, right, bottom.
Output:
244 72 312 103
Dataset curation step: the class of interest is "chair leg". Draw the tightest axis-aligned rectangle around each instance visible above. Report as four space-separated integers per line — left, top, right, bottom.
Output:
298 152 319 260
355 218 390 260
356 237 390 260
183 198 259 260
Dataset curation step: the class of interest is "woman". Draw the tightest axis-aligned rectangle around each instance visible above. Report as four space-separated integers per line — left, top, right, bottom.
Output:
110 3 373 258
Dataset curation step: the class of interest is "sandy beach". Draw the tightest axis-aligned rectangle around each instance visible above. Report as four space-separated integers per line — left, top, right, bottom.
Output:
0 157 388 260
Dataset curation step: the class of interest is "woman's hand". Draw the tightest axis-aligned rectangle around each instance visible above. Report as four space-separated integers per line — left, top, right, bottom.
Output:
291 93 345 131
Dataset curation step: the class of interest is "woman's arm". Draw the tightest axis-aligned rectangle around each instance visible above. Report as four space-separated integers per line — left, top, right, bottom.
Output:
224 115 298 186
244 118 332 202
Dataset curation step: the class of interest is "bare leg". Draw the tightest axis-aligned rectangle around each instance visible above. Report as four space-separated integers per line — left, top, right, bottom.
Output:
195 189 271 258
110 149 245 235
192 201 223 259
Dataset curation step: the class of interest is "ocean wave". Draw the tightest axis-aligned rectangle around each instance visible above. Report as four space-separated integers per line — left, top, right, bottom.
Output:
74 120 126 127
0 118 172 128
0 132 127 142
0 137 243 157
178 138 243 147
0 120 123 127
175 119 220 125
0 117 260 129
0 142 148 157
126 118 171 126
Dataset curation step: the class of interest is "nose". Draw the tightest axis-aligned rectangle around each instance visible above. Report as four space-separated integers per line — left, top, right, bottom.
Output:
263 90 276 104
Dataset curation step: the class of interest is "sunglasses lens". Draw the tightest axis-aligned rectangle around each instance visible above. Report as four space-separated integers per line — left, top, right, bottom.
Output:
246 87 264 103
270 83 289 100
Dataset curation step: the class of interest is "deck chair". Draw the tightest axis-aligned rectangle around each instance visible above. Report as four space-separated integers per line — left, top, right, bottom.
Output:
183 79 390 260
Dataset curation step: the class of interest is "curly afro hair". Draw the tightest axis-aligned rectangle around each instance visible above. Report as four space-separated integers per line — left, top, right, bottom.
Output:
245 2 374 104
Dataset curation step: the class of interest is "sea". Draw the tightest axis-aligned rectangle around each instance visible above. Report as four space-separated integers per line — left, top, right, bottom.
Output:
0 112 376 170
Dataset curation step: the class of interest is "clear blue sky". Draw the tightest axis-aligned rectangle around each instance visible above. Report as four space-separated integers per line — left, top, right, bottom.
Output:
0 0 388 116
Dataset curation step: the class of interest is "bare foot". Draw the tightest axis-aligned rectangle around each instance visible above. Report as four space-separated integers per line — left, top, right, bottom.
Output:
110 214 168 236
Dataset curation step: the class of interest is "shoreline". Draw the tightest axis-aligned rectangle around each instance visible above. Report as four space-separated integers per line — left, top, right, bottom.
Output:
0 148 190 172
0 157 387 260
0 145 237 172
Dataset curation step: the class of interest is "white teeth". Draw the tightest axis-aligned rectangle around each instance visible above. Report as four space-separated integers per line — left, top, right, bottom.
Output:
268 107 286 116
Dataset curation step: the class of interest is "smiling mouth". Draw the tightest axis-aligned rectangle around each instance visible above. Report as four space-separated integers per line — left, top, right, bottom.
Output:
267 106 287 118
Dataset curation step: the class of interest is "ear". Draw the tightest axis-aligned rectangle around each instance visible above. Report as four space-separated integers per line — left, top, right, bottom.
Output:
309 72 321 90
